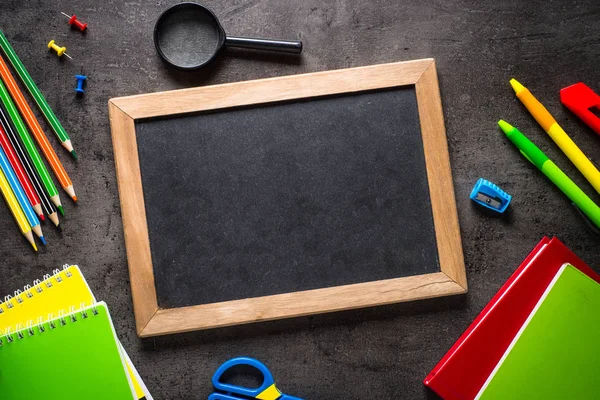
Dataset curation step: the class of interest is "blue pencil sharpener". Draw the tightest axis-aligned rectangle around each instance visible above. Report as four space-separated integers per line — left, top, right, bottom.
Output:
470 178 511 213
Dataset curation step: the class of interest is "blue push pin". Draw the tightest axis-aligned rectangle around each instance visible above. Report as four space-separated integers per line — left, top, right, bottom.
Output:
75 72 87 94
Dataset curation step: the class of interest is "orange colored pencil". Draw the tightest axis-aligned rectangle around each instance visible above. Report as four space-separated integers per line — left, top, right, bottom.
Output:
0 57 76 202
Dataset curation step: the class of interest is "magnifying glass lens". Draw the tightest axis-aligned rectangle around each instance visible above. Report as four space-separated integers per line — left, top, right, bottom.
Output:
155 7 221 68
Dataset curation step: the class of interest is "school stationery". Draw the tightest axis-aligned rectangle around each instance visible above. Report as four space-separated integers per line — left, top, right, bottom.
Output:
424 237 599 400
0 266 93 329
499 120 600 228
469 178 511 213
0 302 136 400
0 76 63 212
48 39 73 59
154 3 302 70
0 143 44 242
476 264 600 399
209 357 303 400
110 59 466 337
75 72 87 94
0 266 153 400
510 79 600 194
61 12 89 32
0 166 36 250
560 82 600 135
0 53 77 201
0 123 42 219
0 103 59 226
0 31 77 159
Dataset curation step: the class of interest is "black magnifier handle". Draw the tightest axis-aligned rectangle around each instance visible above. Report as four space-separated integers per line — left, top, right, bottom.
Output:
225 37 302 54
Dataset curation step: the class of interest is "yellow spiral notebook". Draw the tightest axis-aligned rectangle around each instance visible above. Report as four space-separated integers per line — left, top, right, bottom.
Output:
0 265 152 400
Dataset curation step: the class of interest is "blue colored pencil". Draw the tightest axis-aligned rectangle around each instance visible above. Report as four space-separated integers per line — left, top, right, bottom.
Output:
0 144 44 244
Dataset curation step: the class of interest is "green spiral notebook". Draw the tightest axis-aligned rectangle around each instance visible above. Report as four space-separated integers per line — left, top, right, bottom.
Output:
0 265 151 399
0 302 136 399
477 264 600 399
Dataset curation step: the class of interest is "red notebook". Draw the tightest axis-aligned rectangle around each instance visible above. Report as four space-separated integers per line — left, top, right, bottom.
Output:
424 237 599 400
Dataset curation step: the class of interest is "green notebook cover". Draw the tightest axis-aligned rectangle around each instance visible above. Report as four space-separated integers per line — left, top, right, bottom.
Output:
0 302 135 399
477 264 600 399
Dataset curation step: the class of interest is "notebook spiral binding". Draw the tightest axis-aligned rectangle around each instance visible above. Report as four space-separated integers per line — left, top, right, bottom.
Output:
0 265 74 315
0 302 98 347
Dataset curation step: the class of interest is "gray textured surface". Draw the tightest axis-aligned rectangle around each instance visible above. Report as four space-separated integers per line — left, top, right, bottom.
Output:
0 0 598 399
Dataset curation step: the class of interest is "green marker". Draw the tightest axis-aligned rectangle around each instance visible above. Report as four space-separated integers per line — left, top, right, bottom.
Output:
0 78 64 215
499 120 600 228
0 31 76 160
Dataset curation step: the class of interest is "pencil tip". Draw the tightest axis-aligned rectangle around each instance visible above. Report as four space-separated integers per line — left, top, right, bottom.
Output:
32 242 38 252
39 236 47 245
48 212 60 227
58 205 65 216
39 214 45 221
71 150 78 161
72 195 78 202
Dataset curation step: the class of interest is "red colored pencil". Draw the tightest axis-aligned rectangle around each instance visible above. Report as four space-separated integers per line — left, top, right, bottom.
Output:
0 124 43 219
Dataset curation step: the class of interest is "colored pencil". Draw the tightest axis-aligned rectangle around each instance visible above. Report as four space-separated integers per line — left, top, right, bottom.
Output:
0 103 59 227
0 166 36 250
0 56 77 202
0 31 76 159
0 76 63 214
0 121 43 219
0 144 44 243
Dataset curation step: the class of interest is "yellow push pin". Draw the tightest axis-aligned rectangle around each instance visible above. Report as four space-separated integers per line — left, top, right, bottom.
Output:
47 40 73 60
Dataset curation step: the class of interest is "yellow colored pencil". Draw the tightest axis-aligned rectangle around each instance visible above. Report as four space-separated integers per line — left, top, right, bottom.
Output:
0 166 36 250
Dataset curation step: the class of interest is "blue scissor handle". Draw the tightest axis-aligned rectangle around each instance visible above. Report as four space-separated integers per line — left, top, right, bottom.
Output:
210 357 304 400
208 394 303 400
212 357 276 398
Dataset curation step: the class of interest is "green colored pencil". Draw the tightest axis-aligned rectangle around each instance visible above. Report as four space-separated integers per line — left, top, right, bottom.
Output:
0 30 76 160
0 77 63 214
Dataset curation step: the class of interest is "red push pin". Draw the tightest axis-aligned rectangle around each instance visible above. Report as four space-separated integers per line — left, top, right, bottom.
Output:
61 12 88 32
561 83 600 136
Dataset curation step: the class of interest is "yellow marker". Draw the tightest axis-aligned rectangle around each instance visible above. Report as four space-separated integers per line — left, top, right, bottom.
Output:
0 167 37 251
510 79 600 195
47 40 72 60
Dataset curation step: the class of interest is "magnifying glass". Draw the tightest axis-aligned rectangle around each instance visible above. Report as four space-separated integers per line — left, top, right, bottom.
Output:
154 2 303 70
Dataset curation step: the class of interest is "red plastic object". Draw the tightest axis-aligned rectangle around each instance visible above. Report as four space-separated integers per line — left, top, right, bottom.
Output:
424 237 600 400
560 82 600 135
68 15 88 32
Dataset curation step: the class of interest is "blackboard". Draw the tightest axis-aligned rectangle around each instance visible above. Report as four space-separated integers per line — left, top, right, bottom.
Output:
109 59 466 337
137 87 437 308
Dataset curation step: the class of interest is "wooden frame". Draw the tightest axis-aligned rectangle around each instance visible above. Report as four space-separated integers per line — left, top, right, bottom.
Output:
109 59 467 338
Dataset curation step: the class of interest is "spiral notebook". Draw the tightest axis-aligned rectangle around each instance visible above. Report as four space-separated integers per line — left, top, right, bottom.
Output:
0 302 136 399
0 266 152 400
477 264 600 399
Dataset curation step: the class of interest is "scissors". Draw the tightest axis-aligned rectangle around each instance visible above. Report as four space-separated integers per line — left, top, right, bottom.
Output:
208 357 303 400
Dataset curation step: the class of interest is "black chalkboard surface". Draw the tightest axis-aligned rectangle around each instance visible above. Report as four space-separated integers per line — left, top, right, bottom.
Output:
136 88 438 308
110 60 466 336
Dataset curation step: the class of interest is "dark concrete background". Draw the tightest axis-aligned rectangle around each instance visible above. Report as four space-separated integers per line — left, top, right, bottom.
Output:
0 0 598 398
